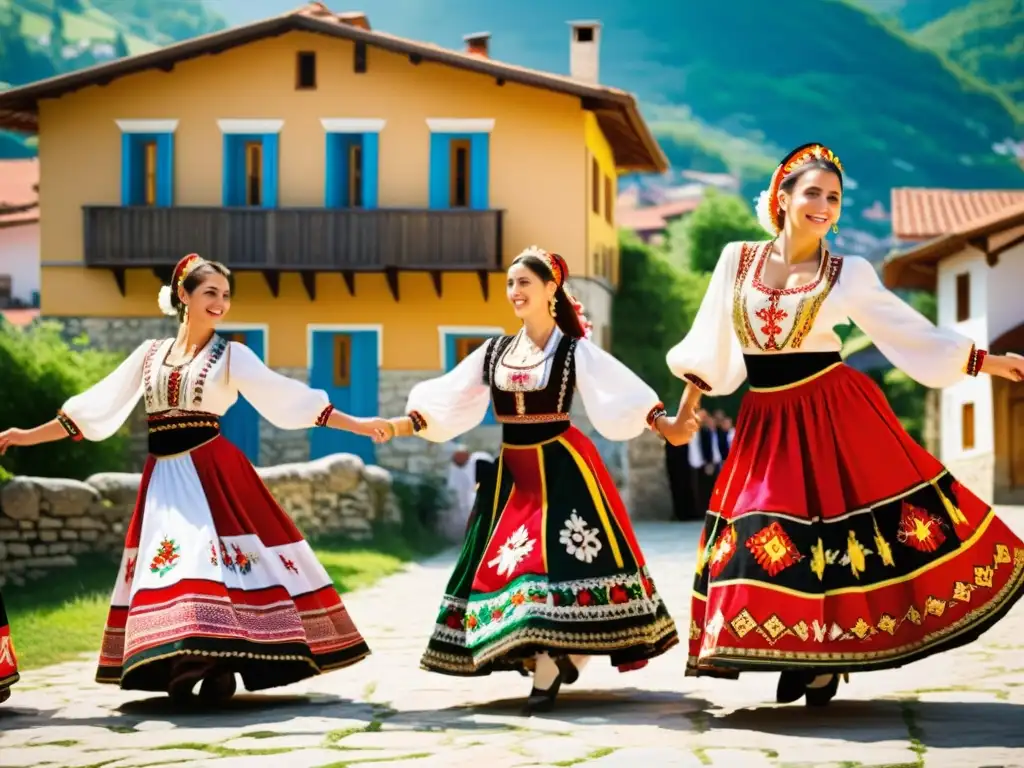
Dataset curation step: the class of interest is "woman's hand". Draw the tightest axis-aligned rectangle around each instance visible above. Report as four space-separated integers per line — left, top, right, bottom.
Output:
981 353 1024 382
656 411 700 446
354 417 395 444
0 428 31 455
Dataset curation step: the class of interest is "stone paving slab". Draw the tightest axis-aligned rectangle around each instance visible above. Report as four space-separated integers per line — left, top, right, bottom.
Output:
3 514 1024 767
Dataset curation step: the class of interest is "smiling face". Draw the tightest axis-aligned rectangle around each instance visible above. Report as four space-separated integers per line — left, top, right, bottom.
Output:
506 260 556 322
779 167 843 238
180 270 232 329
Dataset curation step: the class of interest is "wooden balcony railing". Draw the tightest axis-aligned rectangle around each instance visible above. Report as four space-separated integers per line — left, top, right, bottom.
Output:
82 206 504 273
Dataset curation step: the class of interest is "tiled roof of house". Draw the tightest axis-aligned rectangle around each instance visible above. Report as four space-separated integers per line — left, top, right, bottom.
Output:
0 159 39 228
616 199 700 232
0 3 666 172
891 187 1024 240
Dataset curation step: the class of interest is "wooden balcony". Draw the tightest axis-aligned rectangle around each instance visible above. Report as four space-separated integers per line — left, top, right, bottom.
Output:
82 206 505 299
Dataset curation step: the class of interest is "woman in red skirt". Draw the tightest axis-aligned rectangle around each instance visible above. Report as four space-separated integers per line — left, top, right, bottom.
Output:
0 254 390 702
664 143 1024 706
384 247 683 713
0 593 17 704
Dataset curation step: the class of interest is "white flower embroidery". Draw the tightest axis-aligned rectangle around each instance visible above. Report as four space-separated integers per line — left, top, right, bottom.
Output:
559 511 603 563
487 525 535 578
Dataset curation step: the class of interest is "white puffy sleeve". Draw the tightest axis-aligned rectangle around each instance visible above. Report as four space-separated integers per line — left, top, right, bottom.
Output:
405 341 492 443
841 256 976 389
574 339 664 441
228 342 331 429
58 340 150 442
666 241 747 395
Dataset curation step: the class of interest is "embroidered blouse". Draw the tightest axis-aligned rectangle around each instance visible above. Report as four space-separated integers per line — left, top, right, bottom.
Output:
666 240 980 395
405 327 665 444
57 335 332 441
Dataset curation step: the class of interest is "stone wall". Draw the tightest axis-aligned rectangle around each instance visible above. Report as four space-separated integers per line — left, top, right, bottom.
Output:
0 453 402 588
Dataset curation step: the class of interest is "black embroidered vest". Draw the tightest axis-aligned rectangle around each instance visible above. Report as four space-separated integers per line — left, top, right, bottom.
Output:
484 334 578 445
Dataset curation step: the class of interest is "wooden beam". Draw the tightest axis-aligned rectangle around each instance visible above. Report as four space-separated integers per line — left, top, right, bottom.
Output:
409 52 422 65
496 77 505 86
157 61 175 73
152 265 174 284
111 267 127 297
987 232 1024 267
581 96 602 111
300 272 316 301
262 270 281 297
385 267 400 301
476 270 489 301
342 270 356 296
429 270 443 298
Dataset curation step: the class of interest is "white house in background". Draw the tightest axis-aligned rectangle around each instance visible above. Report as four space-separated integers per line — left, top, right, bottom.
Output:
0 158 40 308
883 187 1024 505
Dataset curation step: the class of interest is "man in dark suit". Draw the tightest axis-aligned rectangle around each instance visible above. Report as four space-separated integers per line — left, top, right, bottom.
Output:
665 440 694 521
713 409 732 463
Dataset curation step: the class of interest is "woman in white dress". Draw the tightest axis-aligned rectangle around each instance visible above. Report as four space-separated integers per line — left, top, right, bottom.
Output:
0 253 391 702
665 143 1024 706
382 247 689 713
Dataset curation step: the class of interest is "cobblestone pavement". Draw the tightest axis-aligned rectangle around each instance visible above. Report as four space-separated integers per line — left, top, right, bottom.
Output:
3 515 1024 768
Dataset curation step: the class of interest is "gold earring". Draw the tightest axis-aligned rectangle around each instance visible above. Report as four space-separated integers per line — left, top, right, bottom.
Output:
832 222 839 234
549 295 557 317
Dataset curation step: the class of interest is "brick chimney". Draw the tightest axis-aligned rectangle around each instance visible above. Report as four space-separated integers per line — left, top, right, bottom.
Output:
568 21 601 84
464 31 490 58
336 11 370 30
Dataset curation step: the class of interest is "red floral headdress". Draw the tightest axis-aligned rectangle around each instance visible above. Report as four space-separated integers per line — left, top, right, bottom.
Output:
157 253 206 317
519 245 593 339
755 143 844 235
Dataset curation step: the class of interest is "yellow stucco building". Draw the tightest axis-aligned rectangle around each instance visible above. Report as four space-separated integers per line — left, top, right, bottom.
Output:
0 4 666 473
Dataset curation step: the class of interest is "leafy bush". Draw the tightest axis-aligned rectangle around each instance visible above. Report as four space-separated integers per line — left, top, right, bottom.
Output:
666 188 771 273
391 472 448 550
0 320 127 480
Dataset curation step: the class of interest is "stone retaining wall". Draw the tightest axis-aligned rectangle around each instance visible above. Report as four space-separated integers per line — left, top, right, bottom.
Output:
0 453 403 588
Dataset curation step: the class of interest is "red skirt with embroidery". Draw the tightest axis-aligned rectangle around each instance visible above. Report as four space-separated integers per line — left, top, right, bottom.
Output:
95 414 370 692
0 590 19 695
689 361 1024 677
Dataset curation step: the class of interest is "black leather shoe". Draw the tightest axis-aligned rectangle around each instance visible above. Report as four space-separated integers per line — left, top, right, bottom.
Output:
776 670 810 704
804 674 840 707
523 672 565 715
199 670 237 702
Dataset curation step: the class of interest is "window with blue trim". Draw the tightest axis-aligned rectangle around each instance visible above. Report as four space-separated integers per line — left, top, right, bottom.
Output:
429 133 489 210
325 132 379 209
121 133 174 206
222 133 279 207
446 333 496 425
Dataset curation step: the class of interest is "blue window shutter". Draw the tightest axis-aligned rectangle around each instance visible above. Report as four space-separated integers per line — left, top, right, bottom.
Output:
429 133 450 209
469 133 489 210
156 133 174 207
362 131 379 209
222 134 236 206
324 132 339 208
262 133 279 208
120 133 135 205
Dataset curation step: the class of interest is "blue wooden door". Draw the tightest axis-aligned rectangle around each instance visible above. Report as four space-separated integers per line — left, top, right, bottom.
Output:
220 330 263 464
309 329 379 464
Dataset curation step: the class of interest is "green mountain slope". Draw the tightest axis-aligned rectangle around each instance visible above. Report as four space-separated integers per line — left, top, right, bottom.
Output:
914 0 1024 105
0 0 226 156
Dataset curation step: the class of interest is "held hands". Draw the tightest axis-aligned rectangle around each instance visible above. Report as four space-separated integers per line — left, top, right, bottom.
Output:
354 417 396 444
655 410 700 446
983 353 1024 383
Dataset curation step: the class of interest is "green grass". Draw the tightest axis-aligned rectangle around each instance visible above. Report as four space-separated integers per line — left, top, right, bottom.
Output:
6 527 444 671
2 0 159 54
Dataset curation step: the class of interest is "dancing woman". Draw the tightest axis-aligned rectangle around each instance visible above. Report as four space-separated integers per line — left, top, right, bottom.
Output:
665 143 1024 706
0 254 390 702
0 595 17 704
383 247 686 713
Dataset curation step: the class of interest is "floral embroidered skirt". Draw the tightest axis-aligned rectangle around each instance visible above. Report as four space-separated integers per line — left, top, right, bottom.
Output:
689 362 1024 678
422 423 679 676
0 591 19 696
96 415 370 692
